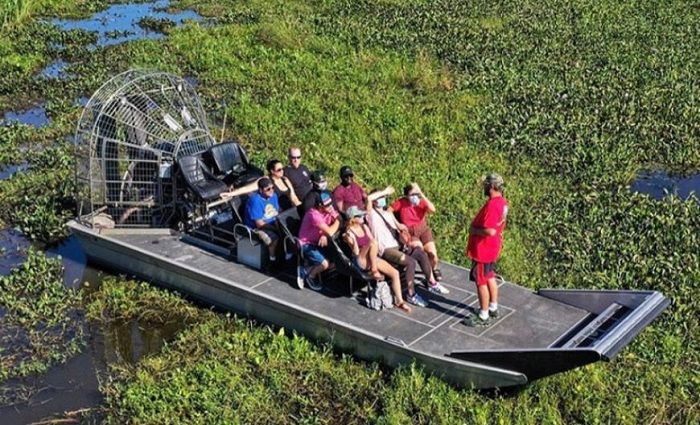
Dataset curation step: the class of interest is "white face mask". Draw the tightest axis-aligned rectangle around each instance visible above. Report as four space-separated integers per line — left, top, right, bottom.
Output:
376 198 387 208
409 195 421 206
317 181 328 191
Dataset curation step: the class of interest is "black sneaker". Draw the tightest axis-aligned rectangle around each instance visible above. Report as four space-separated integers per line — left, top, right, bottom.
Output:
462 314 492 327
305 275 322 291
433 268 443 282
489 309 499 319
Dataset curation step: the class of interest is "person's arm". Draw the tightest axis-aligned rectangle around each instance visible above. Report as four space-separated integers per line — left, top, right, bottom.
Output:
221 178 259 198
366 186 395 205
333 187 345 213
317 217 340 247
470 225 497 236
285 177 302 206
413 183 436 214
342 229 360 257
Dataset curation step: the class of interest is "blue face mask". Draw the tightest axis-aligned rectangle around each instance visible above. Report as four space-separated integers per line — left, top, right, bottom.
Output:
409 195 421 206
376 198 387 208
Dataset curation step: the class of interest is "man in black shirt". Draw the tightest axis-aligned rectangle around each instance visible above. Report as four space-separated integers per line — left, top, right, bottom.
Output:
301 170 330 217
283 146 313 200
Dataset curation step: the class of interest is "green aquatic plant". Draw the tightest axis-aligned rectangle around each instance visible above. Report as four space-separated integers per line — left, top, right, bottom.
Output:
0 249 83 384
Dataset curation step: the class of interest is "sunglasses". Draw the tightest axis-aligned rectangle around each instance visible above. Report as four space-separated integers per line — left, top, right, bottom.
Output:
289 155 301 159
273 167 284 172
263 186 274 192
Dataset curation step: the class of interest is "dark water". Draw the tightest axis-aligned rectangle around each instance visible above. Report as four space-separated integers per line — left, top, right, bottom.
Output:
631 170 700 200
1 104 49 128
51 0 203 48
0 235 188 423
0 229 32 275
0 1 205 421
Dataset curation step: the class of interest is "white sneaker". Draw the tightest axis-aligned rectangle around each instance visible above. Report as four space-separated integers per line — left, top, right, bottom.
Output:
296 265 306 289
428 282 450 294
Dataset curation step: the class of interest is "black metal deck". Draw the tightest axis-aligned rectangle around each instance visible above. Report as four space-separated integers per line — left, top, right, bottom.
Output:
115 232 589 356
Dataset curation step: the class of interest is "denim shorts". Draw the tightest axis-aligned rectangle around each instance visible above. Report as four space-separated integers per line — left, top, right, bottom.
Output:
302 244 330 266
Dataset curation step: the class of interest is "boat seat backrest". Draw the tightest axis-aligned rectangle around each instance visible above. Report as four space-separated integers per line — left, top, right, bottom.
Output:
276 207 301 238
206 141 264 187
329 236 374 282
209 142 247 176
177 155 227 202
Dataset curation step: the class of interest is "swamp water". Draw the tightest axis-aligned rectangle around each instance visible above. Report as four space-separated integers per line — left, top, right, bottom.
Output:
0 236 189 423
631 170 699 200
0 1 204 422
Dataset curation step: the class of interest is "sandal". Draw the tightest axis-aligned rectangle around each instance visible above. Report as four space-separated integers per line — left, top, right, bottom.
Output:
395 301 412 314
432 268 443 282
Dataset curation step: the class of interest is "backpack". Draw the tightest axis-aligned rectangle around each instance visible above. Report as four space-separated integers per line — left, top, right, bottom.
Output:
366 280 393 311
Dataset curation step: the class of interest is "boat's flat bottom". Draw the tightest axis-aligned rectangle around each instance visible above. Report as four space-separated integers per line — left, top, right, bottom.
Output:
114 232 588 355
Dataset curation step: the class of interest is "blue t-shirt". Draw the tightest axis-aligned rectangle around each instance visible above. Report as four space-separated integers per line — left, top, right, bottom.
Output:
245 192 280 228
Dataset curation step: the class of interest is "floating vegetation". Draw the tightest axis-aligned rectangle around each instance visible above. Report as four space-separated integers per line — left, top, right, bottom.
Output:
138 16 176 34
0 249 84 385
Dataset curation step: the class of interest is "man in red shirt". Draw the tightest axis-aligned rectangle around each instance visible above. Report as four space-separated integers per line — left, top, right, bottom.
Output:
464 173 508 326
332 165 367 214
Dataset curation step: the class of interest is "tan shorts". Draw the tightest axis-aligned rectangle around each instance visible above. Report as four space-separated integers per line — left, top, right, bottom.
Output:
381 247 406 265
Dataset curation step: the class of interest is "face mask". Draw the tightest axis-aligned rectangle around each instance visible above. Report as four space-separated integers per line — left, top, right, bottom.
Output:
409 195 420 206
376 198 387 208
317 181 328 191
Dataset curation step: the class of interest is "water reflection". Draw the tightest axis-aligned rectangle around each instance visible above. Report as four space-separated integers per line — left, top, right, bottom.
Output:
631 170 699 200
1 104 49 128
51 0 203 48
0 229 32 275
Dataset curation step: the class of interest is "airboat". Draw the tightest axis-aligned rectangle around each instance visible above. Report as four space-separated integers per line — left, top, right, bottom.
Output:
68 70 669 389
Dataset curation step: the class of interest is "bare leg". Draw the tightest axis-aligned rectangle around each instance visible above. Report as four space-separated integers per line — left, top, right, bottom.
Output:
478 284 490 312
487 276 499 305
308 260 329 279
376 257 403 305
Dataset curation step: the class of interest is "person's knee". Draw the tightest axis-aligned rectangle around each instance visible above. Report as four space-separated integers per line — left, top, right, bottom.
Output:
320 260 330 271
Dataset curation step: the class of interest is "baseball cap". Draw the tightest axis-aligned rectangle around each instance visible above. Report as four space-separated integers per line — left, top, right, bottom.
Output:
311 170 326 183
346 205 366 218
484 173 505 191
257 177 272 190
317 190 333 207
340 165 354 178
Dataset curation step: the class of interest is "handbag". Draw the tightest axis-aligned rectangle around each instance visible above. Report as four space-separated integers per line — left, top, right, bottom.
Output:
374 208 410 249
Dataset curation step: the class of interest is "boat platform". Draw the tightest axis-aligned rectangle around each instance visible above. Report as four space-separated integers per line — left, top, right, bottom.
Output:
69 221 669 389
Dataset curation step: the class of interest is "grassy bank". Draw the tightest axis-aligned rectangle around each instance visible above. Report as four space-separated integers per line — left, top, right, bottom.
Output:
0 0 697 423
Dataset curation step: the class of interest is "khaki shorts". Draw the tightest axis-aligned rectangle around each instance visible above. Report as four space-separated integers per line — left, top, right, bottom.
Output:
381 247 406 265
